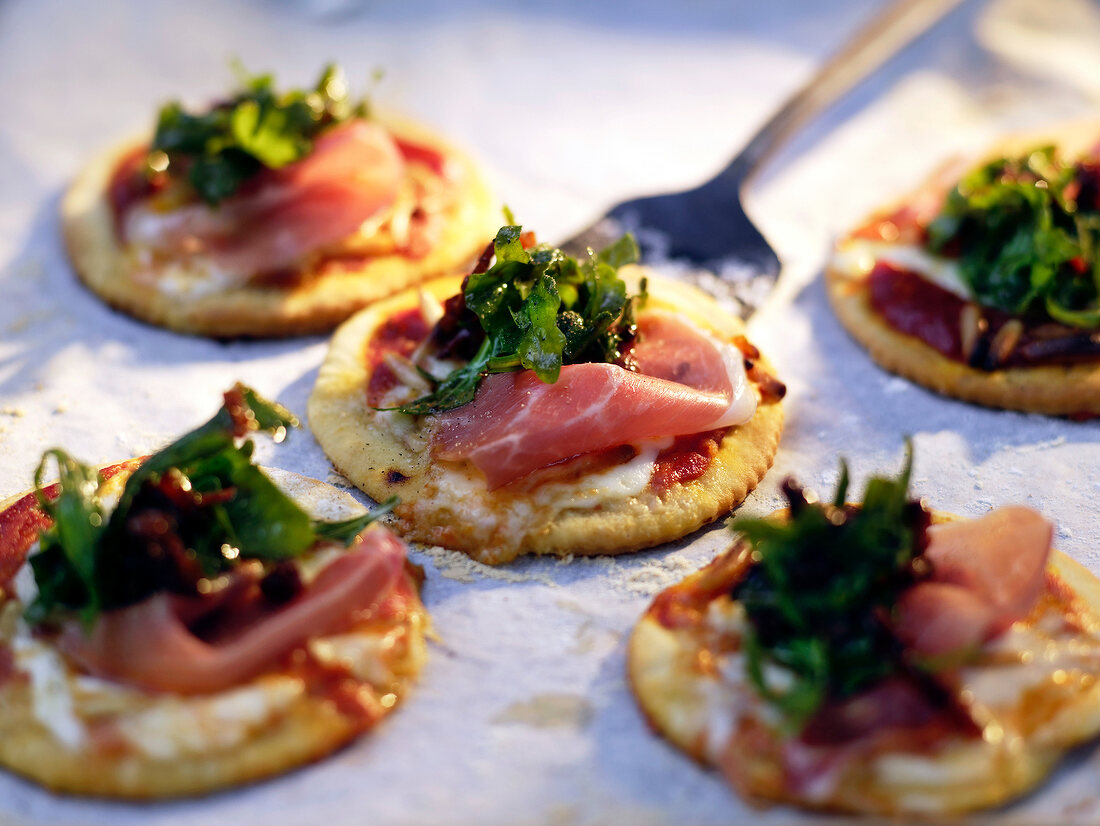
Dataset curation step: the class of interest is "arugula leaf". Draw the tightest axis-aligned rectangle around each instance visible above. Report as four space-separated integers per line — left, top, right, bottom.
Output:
310 496 398 544
395 337 495 416
394 227 644 414
927 146 1100 327
29 451 108 626
25 384 393 628
150 62 368 205
731 442 929 732
514 273 567 382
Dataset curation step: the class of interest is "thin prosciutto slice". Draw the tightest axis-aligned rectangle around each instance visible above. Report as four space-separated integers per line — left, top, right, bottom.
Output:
893 506 1053 658
430 311 757 488
58 528 407 694
125 120 404 277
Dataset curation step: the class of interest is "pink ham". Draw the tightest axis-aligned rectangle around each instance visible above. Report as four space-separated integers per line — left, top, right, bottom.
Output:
126 120 404 277
893 507 1053 659
430 311 757 488
58 528 407 694
893 582 994 659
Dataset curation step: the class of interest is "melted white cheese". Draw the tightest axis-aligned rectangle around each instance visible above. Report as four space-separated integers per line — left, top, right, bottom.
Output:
110 677 305 759
831 239 972 299
959 621 1100 712
532 440 667 509
14 634 86 749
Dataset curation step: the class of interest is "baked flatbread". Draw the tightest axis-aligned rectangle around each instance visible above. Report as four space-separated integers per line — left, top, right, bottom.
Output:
0 464 428 798
628 510 1100 816
308 271 784 564
827 121 1100 416
62 113 497 338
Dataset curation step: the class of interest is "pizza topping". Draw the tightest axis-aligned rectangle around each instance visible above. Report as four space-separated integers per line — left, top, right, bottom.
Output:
56 530 405 694
23 384 394 630
650 429 725 494
869 263 1100 369
124 119 404 280
392 226 647 415
927 146 1100 328
893 506 1053 659
148 63 368 206
729 446 1054 744
430 309 757 489
731 446 930 732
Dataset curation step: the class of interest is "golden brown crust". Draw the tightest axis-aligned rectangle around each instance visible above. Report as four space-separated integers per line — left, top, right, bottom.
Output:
0 682 362 799
61 114 497 338
627 512 1100 816
825 267 1100 416
308 271 784 564
0 468 428 798
828 120 1100 416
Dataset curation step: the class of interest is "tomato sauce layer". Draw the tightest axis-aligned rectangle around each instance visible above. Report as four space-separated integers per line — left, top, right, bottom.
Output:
869 263 1100 369
650 430 725 495
365 307 432 407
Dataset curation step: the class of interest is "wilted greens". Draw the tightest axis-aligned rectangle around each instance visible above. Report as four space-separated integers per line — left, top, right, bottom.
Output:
150 63 367 205
27 384 393 628
730 443 930 731
927 146 1100 327
395 227 647 415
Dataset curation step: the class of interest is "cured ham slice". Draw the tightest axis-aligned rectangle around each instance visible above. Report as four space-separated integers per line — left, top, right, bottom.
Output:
125 120 404 278
431 311 757 489
893 582 994 659
893 507 1053 658
58 528 407 694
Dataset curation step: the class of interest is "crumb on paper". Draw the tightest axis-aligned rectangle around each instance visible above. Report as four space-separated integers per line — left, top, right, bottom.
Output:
10 259 45 282
570 618 622 655
622 554 696 596
492 693 593 729
6 310 51 335
0 407 24 417
1013 436 1067 454
325 470 354 489
413 544 557 586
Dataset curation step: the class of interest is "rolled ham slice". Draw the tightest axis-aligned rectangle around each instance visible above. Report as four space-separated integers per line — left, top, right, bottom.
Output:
125 120 404 278
893 507 1053 659
58 527 407 694
431 310 757 489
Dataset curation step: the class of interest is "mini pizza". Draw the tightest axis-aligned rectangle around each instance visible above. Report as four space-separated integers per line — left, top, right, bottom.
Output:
827 122 1100 415
0 385 427 798
309 227 785 565
629 446 1100 816
62 64 496 337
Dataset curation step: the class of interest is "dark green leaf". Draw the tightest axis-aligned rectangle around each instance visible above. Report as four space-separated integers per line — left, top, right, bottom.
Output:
25 384 387 628
927 146 1100 327
731 441 926 731
310 496 398 545
393 337 494 415
396 226 646 413
151 62 368 204
514 273 566 383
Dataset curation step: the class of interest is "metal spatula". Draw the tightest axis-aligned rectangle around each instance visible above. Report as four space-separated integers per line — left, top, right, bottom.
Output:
559 0 968 317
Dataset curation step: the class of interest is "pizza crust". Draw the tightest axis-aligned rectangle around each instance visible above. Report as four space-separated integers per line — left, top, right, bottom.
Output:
308 271 784 564
827 120 1100 416
0 467 428 798
627 512 1100 816
61 114 498 338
